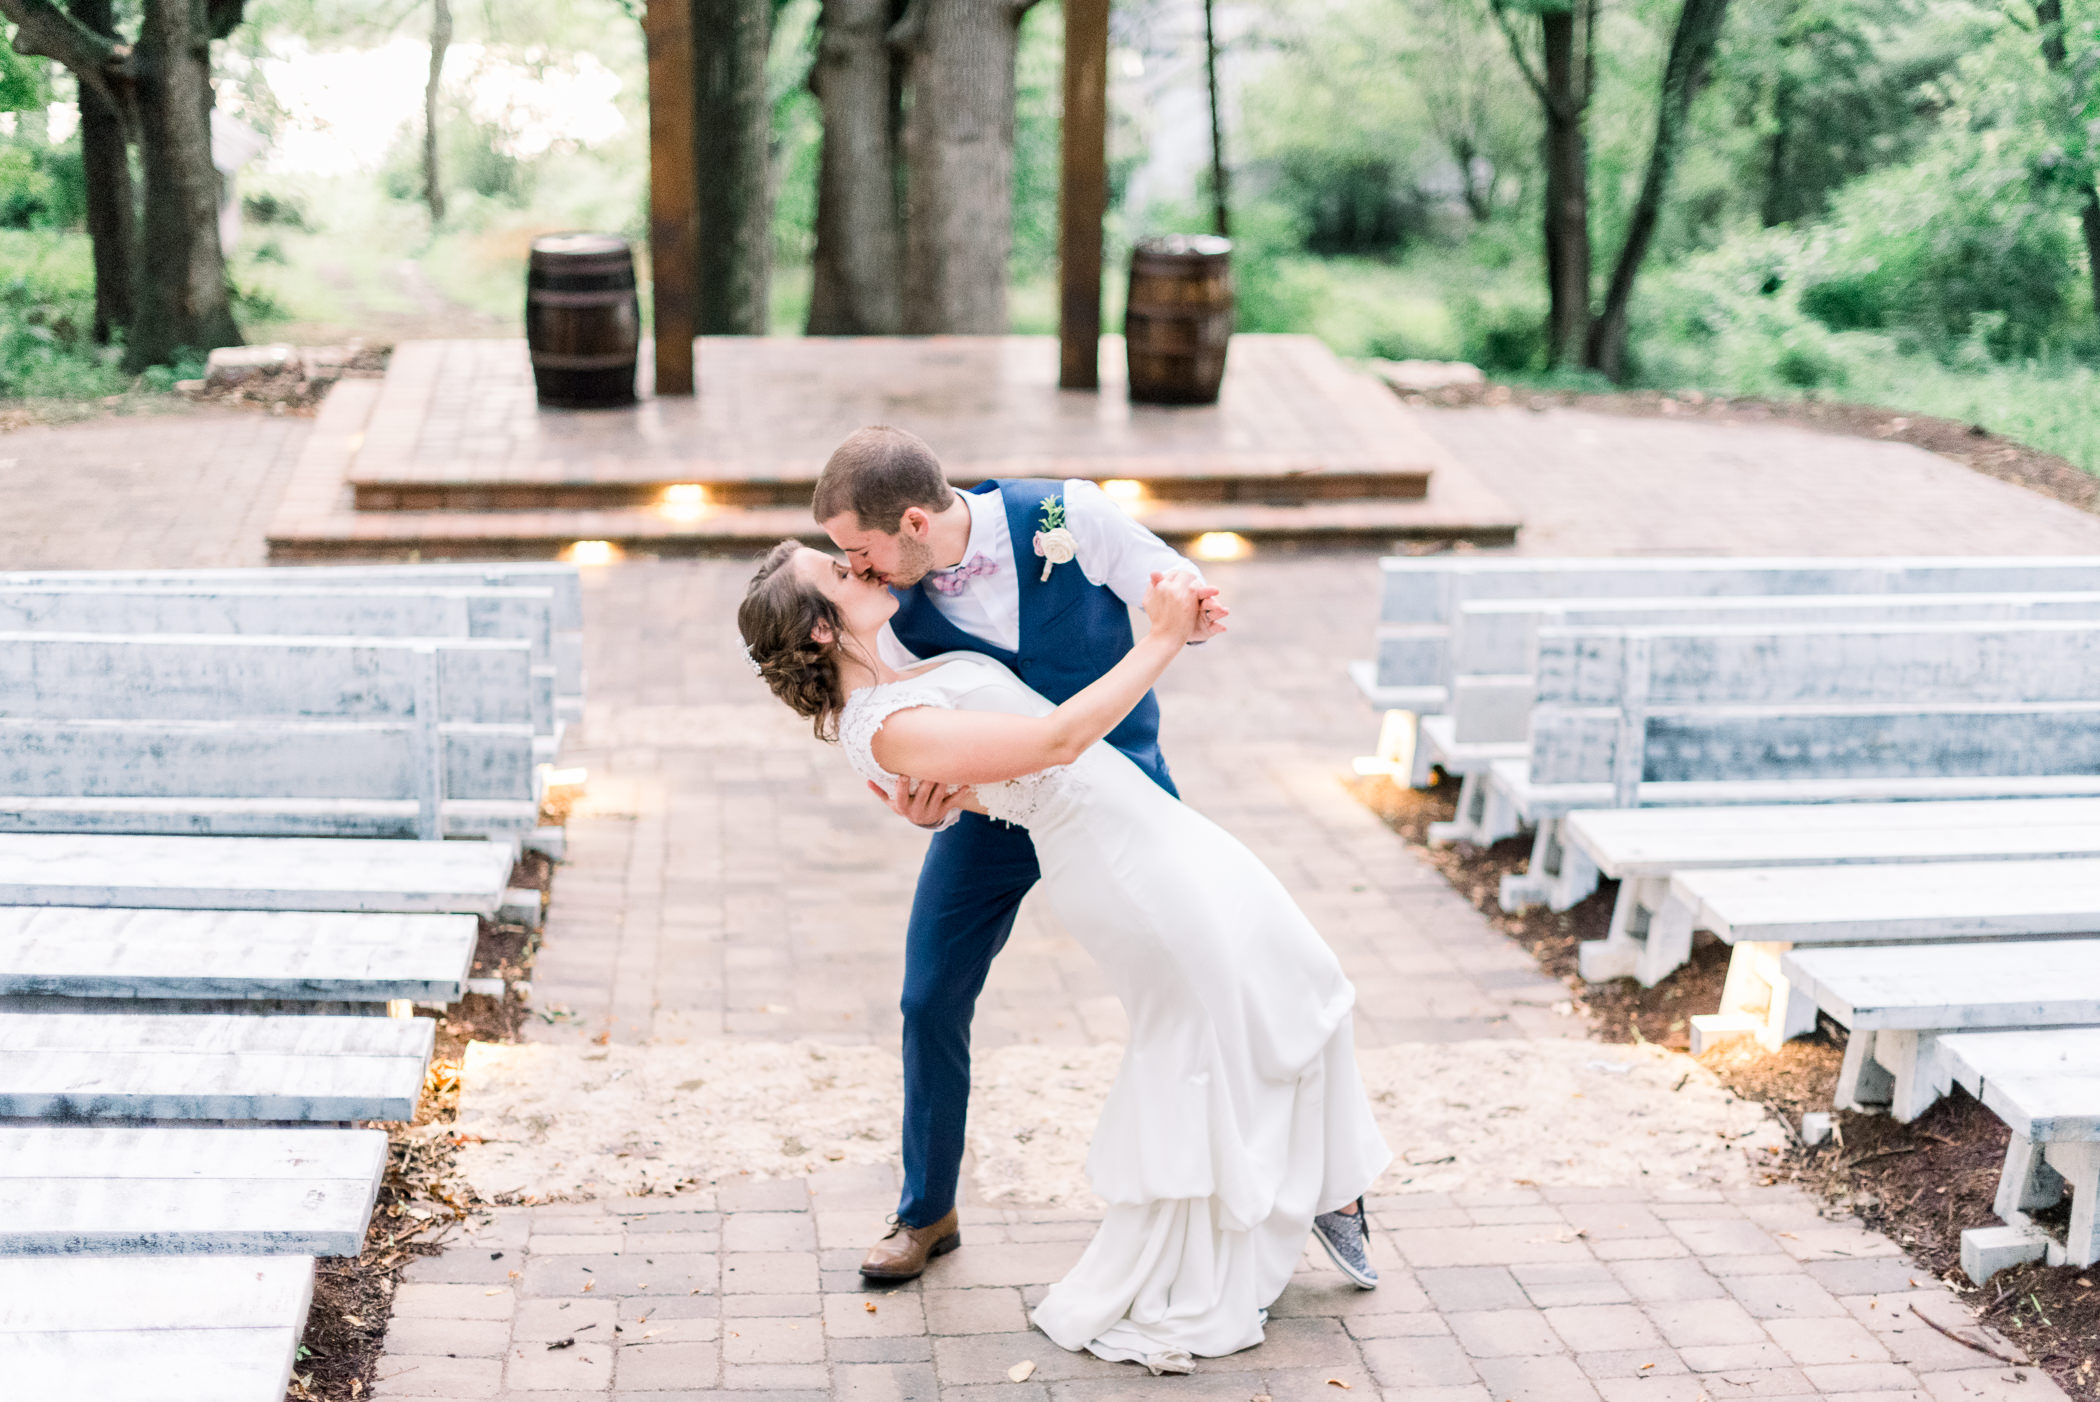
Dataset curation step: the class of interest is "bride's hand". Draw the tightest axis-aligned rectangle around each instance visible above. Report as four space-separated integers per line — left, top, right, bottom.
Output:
1143 571 1211 642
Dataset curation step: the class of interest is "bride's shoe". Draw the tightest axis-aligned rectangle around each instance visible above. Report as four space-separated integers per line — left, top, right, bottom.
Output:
1311 1198 1379 1289
859 1209 961 1280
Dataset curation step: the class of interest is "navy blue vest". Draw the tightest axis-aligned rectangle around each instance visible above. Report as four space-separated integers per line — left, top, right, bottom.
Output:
886 480 1177 797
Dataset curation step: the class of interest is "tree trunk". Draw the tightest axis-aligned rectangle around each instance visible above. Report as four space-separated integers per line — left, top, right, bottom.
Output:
1202 0 1228 238
808 0 902 332
126 0 239 370
2035 0 2100 319
1450 133 1492 222
893 0 1040 334
422 0 451 224
1539 10 1589 368
67 0 134 343
692 0 772 334
1587 0 1732 380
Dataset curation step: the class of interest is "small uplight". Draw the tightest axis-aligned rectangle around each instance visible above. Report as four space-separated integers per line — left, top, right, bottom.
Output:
544 766 589 791
1352 709 1419 780
658 482 711 523
1100 478 1147 514
566 539 621 566
1190 530 1253 562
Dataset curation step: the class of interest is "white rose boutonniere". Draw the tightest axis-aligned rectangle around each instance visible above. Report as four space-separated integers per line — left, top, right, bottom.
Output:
1033 496 1078 582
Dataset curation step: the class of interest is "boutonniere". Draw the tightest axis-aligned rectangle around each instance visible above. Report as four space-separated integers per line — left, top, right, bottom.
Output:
1033 496 1078 582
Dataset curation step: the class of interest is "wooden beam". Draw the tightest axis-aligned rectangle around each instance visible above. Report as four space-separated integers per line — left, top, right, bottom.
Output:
1058 0 1109 390
645 0 698 395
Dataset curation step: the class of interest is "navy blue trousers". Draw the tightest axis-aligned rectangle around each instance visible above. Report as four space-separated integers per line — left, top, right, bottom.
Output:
895 812 1041 1227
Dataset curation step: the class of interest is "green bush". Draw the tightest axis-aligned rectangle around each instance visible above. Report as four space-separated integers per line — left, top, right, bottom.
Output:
0 230 125 399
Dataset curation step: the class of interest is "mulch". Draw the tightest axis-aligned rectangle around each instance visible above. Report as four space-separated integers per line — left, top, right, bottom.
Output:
1347 772 2100 1399
285 847 549 1402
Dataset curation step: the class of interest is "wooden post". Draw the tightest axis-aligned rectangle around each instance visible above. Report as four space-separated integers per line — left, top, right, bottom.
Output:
645 0 698 395
1058 0 1110 390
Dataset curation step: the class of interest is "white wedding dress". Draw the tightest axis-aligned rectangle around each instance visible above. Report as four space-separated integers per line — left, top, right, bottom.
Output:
841 653 1392 1372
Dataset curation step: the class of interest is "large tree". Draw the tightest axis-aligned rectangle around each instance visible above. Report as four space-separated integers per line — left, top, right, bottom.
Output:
694 0 773 333
65 0 132 343
807 0 903 333
892 0 1040 334
2 0 244 367
2034 0 2100 321
1488 0 1595 368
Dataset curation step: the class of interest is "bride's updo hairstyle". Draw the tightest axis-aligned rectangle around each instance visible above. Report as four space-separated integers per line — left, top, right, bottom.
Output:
739 538 851 740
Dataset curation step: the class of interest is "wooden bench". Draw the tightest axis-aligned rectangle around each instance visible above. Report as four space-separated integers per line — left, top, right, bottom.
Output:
1936 1029 2100 1276
0 1125 386 1255
0 1013 435 1122
1416 591 2100 786
1649 858 2100 1047
0 907 477 1005
1775 940 2100 1122
0 1254 313 1401
1356 554 2100 711
1563 799 2100 977
0 834 516 914
3 562 587 723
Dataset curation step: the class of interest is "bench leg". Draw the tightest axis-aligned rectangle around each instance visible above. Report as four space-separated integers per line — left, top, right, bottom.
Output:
1580 876 1664 984
1994 1132 2066 1220
1633 893 1698 988
1545 843 1600 912
2046 1142 2099 1268
1835 1030 1894 1112
1865 1030 1943 1123
1427 771 1487 847
1499 825 1559 909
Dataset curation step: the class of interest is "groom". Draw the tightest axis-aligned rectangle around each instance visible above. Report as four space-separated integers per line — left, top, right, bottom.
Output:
813 424 1230 1278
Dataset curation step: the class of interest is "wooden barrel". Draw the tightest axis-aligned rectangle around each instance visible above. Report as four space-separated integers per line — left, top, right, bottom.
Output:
526 233 639 408
1125 235 1234 405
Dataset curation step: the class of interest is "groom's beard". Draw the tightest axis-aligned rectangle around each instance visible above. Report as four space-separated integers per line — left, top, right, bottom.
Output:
884 533 937 588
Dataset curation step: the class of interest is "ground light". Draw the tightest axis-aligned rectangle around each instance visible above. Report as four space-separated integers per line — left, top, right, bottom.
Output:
1190 530 1252 562
1100 478 1148 514
565 540 622 566
657 483 711 523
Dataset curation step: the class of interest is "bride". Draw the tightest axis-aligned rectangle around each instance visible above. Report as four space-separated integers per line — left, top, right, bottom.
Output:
738 539 1391 1372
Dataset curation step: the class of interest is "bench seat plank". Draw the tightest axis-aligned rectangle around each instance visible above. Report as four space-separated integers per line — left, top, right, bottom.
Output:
0 1254 312 1402
1936 1029 2100 1271
1672 858 2100 944
1785 939 2100 1033
0 1013 434 1121
0 907 476 1002
0 1125 386 1256
0 834 514 914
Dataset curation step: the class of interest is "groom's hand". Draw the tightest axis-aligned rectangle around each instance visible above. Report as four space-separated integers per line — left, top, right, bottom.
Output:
1149 570 1230 643
870 776 966 828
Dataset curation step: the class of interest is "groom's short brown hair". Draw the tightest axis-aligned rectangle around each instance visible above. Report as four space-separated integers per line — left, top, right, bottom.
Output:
813 425 955 533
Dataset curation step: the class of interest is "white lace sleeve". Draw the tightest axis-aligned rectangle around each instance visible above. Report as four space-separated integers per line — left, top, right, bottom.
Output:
839 684 964 832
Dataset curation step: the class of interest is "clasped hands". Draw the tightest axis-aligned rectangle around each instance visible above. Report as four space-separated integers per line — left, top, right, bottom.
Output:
869 572 1228 828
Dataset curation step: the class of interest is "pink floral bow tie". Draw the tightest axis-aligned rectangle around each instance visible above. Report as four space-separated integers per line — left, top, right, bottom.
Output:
927 553 1000 595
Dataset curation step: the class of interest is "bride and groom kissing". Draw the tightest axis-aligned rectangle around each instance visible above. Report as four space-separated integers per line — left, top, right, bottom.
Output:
738 425 1392 1374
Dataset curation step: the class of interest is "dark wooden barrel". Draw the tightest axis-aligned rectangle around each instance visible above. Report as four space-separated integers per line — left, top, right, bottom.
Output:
526 233 639 408
1125 234 1234 405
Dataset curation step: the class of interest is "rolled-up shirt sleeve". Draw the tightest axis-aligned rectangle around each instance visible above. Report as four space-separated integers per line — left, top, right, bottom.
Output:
1061 478 1203 610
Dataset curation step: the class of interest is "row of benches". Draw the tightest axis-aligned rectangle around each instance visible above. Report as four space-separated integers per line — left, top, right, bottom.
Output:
1353 554 2100 1282
0 562 584 1397
0 564 584 840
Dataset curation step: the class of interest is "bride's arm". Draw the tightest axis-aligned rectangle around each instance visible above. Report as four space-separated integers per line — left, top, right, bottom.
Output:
869 573 1207 787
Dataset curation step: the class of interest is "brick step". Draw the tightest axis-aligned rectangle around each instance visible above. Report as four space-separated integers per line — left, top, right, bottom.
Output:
269 497 1520 561
349 467 1434 512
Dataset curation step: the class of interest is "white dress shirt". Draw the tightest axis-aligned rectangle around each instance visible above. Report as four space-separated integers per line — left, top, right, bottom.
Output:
877 479 1202 667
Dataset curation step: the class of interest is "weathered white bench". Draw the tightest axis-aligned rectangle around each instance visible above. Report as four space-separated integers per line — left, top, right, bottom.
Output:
0 1125 386 1255
1417 591 2100 785
0 907 477 1005
0 1013 435 1122
1651 858 2100 1048
0 582 559 738
1565 798 2100 978
1937 1029 2100 1276
1356 554 2100 711
3 562 587 723
0 1254 313 1401
1774 940 2100 1122
0 834 516 914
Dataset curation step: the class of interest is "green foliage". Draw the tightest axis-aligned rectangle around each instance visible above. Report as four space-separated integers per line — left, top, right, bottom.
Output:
0 231 126 400
242 190 311 229
0 45 49 113
1012 0 1065 277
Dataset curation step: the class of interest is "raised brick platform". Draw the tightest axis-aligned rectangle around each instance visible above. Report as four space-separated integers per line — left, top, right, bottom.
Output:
266 335 1523 560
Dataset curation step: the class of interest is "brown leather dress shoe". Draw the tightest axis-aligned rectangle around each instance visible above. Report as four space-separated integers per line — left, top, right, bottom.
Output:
859 1209 961 1280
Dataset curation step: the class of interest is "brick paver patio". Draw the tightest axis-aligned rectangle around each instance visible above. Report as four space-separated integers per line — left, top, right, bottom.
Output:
4 393 2092 1399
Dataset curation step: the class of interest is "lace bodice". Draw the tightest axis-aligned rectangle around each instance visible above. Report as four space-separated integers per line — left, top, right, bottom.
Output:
837 655 1091 830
